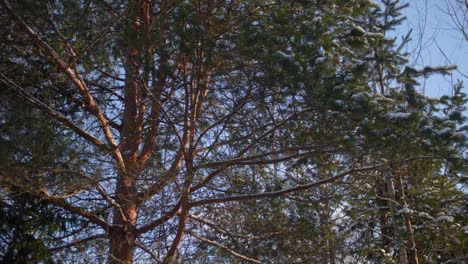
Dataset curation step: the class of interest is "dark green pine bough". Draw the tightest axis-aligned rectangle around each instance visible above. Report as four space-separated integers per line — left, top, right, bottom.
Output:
0 0 466 263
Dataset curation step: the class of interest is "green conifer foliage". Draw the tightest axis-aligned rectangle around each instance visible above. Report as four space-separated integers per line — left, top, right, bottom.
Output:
0 0 465 263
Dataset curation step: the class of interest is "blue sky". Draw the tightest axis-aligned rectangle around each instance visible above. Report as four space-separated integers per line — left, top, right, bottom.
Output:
398 0 467 98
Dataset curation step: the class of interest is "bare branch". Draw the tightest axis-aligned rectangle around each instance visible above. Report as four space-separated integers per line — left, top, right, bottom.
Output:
187 231 262 264
162 168 193 264
0 166 110 231
1 0 126 172
198 146 324 168
190 164 383 207
44 197 110 231
96 185 128 223
189 214 276 240
135 239 162 263
0 73 110 152
49 234 107 253
191 109 312 192
135 202 181 235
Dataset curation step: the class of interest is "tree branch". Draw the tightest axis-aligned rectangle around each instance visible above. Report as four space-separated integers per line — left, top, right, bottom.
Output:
190 164 383 207
44 197 110 231
1 0 126 172
0 166 110 231
191 109 311 192
0 73 110 152
49 234 107 253
189 214 275 240
135 201 181 235
198 146 323 168
136 239 162 263
187 231 262 264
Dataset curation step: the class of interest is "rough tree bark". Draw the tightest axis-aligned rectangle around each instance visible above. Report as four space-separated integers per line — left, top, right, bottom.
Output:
108 0 144 262
1 1 445 263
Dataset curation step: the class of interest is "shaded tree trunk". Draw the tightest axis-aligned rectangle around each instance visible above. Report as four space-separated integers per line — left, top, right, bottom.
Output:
108 170 138 264
107 0 143 262
108 223 136 264
384 170 409 264
396 173 419 264
376 178 392 254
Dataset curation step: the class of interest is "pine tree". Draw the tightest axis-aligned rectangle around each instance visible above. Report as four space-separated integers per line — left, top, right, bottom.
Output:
0 0 465 263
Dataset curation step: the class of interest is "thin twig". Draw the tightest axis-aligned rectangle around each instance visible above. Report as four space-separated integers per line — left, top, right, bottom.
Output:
187 231 262 264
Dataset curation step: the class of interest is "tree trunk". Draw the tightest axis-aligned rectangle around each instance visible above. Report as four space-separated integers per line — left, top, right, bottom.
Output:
376 178 391 253
107 0 143 262
396 174 419 264
384 170 409 264
107 171 138 264
108 225 136 264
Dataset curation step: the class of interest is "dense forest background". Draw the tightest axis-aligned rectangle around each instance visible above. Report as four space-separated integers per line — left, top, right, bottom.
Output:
0 0 466 263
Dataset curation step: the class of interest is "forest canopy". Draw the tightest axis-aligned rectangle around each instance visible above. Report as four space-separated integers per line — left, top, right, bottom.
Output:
0 0 466 263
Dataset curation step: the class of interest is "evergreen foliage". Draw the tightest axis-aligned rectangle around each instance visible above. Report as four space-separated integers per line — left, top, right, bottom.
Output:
0 0 465 263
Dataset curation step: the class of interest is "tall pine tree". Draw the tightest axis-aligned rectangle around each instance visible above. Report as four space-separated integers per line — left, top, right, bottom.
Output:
0 0 465 263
